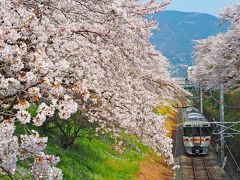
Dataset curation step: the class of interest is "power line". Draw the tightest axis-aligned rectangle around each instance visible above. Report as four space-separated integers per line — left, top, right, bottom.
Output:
193 82 240 108
207 88 240 108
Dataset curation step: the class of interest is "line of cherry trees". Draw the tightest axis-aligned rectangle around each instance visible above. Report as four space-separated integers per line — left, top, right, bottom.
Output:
0 0 184 179
193 4 240 89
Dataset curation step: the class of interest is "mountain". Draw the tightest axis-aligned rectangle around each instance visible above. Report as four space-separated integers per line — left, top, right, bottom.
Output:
150 10 229 77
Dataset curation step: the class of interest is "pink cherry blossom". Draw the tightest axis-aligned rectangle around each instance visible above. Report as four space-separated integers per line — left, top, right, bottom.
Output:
0 0 183 178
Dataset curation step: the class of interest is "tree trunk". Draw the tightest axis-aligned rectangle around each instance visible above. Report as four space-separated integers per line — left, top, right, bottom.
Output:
60 135 75 149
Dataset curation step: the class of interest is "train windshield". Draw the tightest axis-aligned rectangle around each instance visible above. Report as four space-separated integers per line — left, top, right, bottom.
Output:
201 127 211 136
184 126 211 136
184 127 192 136
193 127 200 136
184 127 200 136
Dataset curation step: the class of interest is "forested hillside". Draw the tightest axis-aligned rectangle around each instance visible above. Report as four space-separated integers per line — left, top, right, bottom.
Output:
151 10 228 76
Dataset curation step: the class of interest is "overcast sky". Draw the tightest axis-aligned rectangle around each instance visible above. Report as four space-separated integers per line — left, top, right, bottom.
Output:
166 0 240 15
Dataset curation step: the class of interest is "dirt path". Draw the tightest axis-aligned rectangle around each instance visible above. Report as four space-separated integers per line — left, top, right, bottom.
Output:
136 110 177 180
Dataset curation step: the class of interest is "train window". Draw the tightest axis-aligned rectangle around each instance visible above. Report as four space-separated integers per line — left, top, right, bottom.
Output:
183 127 192 136
193 127 200 136
201 127 211 136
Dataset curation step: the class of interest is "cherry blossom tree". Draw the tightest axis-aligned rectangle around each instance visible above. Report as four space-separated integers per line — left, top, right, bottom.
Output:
193 4 240 89
0 0 183 178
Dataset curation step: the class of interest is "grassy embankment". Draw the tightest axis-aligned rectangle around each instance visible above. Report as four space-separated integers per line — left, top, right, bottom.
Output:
11 102 177 180
13 127 149 180
136 102 177 180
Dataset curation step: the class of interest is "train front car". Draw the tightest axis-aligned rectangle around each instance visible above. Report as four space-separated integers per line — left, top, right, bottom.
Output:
183 110 211 155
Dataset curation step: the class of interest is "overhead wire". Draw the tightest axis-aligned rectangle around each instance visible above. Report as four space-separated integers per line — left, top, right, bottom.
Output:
195 83 240 108
209 88 240 108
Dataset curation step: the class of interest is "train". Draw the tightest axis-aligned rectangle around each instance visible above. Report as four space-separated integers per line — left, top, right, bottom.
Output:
182 107 212 155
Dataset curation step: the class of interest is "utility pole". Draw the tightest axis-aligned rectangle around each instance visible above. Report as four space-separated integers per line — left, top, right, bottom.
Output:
220 83 225 164
200 83 203 113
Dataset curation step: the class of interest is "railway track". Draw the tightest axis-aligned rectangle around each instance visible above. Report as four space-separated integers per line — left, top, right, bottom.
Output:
191 156 211 180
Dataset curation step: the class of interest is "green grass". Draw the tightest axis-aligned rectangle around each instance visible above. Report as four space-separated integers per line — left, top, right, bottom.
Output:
45 131 147 180
12 105 151 179
11 106 162 180
152 102 173 116
13 129 149 180
11 105 158 179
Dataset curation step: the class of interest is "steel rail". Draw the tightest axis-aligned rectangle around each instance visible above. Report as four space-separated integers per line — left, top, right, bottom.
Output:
191 156 211 180
202 156 211 180
191 156 197 180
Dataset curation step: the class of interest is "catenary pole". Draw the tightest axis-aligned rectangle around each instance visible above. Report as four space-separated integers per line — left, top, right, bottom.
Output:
220 83 225 164
200 83 203 113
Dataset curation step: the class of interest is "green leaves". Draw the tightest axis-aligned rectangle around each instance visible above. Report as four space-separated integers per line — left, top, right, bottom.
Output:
26 103 38 117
